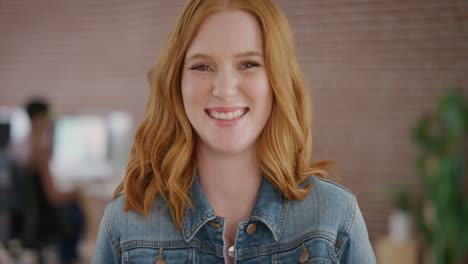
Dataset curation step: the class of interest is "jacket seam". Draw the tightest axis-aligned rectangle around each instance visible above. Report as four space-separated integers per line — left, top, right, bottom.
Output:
313 177 352 195
307 259 334 263
335 194 357 256
122 244 218 256
120 239 220 256
237 233 335 259
118 231 335 258
104 206 122 257
276 199 289 241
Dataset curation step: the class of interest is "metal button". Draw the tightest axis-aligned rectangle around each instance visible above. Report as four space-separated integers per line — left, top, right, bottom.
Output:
246 223 257 235
228 246 235 257
299 243 309 263
207 221 221 228
298 251 309 263
155 248 165 264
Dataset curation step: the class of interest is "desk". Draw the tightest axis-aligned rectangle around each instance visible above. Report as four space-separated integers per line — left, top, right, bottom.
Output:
375 237 419 264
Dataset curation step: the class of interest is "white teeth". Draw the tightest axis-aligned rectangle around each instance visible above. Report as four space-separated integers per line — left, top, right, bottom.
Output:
208 109 245 120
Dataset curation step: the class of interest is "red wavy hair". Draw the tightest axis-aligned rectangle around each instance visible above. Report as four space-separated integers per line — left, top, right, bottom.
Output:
114 0 334 230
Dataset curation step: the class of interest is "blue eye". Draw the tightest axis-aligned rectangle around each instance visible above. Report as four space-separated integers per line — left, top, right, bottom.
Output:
241 62 259 69
191 65 210 71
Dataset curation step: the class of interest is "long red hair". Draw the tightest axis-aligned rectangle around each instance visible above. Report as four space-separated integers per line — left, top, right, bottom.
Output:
114 0 334 230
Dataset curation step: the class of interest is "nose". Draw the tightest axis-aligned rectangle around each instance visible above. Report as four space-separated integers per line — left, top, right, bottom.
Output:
212 69 238 99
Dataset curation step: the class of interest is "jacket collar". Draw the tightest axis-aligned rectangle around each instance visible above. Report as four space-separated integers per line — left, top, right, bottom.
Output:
181 175 289 242
181 176 217 242
249 176 289 241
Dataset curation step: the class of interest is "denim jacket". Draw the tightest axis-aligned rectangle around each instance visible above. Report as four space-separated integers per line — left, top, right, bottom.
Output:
92 176 376 263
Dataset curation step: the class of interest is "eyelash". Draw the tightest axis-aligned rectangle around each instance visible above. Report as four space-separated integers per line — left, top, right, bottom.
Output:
240 62 259 69
189 62 260 71
190 65 211 71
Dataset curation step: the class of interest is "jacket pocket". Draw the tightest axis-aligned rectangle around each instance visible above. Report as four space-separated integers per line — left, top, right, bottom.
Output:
123 247 193 263
272 236 338 264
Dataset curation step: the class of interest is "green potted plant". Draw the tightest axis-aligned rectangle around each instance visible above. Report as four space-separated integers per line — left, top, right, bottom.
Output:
413 89 468 264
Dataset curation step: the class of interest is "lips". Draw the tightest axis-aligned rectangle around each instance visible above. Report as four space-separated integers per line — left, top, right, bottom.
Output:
205 107 249 121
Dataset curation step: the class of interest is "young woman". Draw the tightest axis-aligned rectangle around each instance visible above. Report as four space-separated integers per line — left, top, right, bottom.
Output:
93 0 376 263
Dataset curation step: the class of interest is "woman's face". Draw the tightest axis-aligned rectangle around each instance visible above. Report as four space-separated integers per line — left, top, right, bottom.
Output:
181 10 272 155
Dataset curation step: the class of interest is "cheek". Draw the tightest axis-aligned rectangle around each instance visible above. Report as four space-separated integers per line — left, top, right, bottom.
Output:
181 73 209 109
244 71 272 108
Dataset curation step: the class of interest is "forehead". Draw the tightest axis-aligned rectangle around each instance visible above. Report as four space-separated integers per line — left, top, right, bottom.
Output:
186 10 264 56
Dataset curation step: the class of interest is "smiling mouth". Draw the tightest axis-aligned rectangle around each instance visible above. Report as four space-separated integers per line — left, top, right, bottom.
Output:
205 108 249 120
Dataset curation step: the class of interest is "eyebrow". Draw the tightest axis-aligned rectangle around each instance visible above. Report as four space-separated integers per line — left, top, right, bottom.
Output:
234 51 263 58
185 51 263 62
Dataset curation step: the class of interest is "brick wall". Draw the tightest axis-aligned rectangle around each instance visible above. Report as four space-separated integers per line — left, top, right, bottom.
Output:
1 0 467 242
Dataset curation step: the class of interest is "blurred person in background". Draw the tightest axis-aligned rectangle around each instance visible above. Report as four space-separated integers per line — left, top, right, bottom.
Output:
9 98 84 264
0 122 17 244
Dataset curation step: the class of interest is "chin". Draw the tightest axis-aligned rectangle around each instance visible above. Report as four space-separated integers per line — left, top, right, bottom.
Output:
206 139 254 155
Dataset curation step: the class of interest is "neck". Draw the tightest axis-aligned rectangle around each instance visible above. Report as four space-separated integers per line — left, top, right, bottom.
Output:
196 143 262 220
